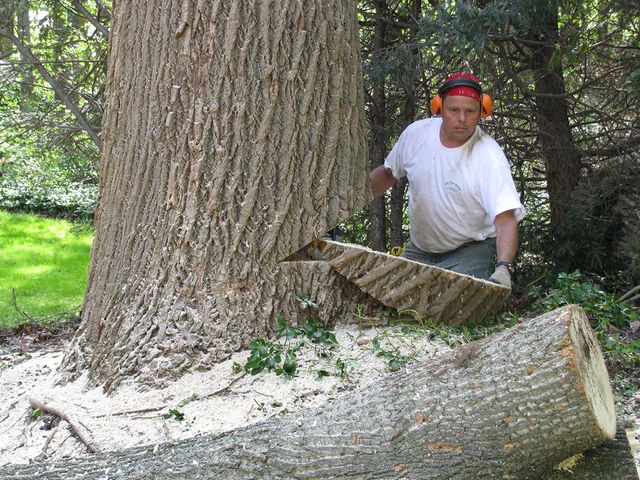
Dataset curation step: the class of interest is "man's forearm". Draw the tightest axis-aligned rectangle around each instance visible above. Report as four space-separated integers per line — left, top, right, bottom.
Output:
370 165 396 199
494 210 519 263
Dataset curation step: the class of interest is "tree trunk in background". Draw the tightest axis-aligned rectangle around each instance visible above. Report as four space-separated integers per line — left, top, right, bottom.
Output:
529 1 581 230
62 0 369 392
389 0 420 249
368 0 389 252
7 306 616 479
16 0 32 112
0 2 16 57
389 177 407 248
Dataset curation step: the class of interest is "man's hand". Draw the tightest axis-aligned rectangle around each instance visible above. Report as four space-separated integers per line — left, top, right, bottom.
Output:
488 265 511 289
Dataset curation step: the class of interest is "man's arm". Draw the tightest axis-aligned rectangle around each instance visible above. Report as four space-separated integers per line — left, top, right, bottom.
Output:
489 210 519 288
494 210 518 263
370 165 396 199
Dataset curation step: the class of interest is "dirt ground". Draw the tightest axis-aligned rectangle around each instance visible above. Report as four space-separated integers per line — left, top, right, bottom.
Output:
1 322 638 476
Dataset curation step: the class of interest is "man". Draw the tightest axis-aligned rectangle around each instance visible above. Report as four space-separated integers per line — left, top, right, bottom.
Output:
370 73 525 289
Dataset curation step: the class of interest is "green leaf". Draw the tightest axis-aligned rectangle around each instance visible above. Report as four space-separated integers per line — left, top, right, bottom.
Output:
164 409 185 421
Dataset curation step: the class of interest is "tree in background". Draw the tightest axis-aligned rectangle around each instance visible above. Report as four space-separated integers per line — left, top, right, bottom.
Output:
0 0 108 217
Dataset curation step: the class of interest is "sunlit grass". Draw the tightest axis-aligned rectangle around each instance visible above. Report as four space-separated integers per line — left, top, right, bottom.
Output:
0 210 93 328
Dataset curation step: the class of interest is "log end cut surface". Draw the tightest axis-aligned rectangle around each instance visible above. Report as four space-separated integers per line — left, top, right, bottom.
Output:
567 305 617 440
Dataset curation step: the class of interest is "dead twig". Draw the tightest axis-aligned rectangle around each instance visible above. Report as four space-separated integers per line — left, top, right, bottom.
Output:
98 373 247 418
34 424 59 461
11 289 33 322
28 398 99 453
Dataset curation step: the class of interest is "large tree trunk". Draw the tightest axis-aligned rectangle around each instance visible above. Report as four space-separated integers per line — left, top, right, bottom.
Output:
62 0 369 391
3 305 617 479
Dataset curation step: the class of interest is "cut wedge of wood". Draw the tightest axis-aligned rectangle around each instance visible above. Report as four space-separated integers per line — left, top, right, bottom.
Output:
316 240 510 325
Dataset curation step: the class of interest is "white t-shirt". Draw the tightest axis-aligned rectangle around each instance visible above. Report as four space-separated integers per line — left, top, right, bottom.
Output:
384 118 525 253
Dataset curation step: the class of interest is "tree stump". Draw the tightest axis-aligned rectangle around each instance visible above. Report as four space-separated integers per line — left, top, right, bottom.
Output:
271 260 384 327
316 239 510 325
1 305 617 479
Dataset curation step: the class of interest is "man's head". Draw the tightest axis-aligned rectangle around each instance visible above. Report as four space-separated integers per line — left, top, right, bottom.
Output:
435 73 488 148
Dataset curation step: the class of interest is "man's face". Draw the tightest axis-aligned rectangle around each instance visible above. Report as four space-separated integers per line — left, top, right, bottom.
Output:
440 95 481 147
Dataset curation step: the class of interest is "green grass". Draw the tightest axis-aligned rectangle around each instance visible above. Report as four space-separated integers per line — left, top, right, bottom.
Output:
0 210 93 328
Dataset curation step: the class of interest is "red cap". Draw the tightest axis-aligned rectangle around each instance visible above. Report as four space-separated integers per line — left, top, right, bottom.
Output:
442 73 482 101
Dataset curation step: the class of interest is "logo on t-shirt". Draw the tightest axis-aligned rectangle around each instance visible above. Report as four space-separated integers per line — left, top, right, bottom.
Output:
444 181 461 193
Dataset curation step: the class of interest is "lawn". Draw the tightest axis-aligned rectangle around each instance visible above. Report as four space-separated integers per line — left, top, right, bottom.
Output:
0 210 93 328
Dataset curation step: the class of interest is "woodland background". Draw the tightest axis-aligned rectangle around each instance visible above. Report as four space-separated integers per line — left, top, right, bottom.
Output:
0 1 639 381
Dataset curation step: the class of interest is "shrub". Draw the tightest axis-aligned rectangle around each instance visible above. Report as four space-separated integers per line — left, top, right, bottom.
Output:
531 270 640 371
0 156 97 220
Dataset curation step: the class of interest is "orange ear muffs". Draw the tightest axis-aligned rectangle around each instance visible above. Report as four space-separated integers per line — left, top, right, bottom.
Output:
480 93 493 118
430 78 493 118
430 94 444 116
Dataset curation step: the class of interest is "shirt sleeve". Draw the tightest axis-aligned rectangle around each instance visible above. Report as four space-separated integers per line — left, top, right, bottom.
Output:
479 145 526 223
384 129 409 180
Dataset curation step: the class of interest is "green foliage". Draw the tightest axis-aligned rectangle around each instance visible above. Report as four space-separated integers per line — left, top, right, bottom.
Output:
164 409 185 421
0 210 93 327
236 314 344 379
240 338 299 378
0 162 97 219
371 335 411 370
276 316 338 349
546 160 640 279
0 0 107 218
531 271 640 369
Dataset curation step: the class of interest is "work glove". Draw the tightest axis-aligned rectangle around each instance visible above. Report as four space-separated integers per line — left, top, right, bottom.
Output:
488 265 511 289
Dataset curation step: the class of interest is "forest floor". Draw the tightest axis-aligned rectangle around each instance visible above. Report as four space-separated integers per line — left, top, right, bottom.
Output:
0 320 638 476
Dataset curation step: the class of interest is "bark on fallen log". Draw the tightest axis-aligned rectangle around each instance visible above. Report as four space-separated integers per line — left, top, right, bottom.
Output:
316 240 510 325
0 305 616 479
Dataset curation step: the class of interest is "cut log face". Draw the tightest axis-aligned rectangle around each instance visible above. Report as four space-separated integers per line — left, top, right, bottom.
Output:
316 239 510 325
569 313 617 438
3 305 617 479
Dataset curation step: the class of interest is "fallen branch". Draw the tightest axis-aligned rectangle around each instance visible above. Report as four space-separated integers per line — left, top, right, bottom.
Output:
620 285 640 302
28 398 99 454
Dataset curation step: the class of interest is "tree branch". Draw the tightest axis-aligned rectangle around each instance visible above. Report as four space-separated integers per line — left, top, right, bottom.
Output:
71 0 109 39
28 398 99 454
581 136 640 158
0 26 102 150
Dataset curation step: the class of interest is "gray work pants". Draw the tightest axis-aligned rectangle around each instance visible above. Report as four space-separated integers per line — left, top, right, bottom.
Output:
401 238 496 280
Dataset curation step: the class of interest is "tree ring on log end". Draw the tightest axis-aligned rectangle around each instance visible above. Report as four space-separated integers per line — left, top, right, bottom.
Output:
568 305 616 439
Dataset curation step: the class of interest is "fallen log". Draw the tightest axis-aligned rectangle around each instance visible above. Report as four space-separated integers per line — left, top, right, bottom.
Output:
0 305 615 479
316 239 510 325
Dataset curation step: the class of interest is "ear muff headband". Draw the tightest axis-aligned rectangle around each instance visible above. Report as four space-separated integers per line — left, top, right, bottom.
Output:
438 78 483 96
430 79 493 118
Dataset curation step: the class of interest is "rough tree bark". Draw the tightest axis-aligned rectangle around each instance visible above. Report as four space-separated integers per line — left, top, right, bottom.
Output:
61 0 369 391
2 305 617 479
